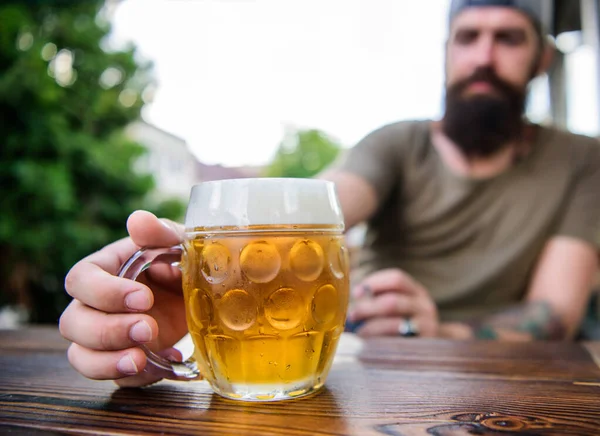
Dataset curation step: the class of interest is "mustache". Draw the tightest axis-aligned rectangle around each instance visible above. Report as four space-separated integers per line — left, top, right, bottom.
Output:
450 67 522 98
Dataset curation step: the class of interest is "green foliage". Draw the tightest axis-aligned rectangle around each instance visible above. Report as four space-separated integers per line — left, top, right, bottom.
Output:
264 128 342 178
0 0 185 323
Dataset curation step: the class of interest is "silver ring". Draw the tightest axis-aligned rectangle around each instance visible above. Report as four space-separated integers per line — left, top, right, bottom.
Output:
398 318 419 337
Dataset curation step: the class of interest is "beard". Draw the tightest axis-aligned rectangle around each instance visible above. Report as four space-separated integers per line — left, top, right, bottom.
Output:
442 67 527 158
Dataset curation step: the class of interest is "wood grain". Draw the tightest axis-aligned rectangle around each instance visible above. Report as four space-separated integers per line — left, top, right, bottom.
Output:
1 328 600 435
583 341 600 370
0 326 70 351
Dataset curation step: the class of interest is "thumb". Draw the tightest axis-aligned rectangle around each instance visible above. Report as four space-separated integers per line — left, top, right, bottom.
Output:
127 210 184 247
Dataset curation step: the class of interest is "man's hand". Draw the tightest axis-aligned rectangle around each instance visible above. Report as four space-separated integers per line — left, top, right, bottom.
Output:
59 210 189 387
346 269 439 337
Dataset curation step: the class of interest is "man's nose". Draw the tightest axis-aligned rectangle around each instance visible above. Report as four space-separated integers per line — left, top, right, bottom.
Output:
472 37 495 68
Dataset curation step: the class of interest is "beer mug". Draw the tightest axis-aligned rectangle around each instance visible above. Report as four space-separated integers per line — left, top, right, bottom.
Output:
118 178 350 401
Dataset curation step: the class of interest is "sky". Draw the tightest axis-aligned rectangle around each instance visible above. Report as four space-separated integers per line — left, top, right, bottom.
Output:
110 0 598 166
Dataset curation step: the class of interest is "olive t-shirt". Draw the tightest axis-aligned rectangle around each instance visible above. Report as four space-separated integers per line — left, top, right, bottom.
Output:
338 120 600 321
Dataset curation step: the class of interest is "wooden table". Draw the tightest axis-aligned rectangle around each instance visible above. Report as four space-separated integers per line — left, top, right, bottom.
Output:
1 327 600 435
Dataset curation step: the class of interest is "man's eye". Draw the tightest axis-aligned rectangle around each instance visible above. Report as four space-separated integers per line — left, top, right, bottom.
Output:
497 31 526 46
454 31 478 45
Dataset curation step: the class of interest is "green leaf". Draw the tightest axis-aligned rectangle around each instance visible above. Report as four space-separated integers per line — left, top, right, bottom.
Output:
0 0 185 323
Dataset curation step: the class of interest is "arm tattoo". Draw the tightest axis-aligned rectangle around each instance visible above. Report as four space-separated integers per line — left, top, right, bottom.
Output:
468 301 567 341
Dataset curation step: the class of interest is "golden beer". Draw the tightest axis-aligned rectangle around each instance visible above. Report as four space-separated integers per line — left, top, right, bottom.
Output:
181 224 350 400
119 178 347 401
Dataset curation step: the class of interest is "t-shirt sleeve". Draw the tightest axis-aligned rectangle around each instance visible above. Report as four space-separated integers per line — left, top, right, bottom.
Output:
554 139 600 249
332 123 405 203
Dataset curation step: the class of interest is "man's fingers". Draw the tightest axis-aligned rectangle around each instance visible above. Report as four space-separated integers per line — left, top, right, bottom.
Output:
127 210 183 247
82 237 141 276
355 269 424 297
65 262 154 313
60 300 158 351
141 262 183 293
356 317 405 337
68 344 188 386
350 293 414 321
64 210 184 313
115 348 195 388
357 316 437 337
127 211 185 291
67 343 149 380
64 235 150 313
64 238 140 303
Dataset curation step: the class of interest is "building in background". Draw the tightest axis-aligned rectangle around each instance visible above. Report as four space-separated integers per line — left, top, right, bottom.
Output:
128 121 264 201
127 120 199 200
196 162 262 182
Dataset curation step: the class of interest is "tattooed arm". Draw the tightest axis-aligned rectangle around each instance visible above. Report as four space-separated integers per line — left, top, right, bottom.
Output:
440 237 599 341
467 301 566 341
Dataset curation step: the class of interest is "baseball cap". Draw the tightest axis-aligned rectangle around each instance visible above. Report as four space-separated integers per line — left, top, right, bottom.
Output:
448 0 550 35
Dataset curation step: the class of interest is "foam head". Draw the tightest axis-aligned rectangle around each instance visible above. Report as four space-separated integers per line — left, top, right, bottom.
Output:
185 178 344 231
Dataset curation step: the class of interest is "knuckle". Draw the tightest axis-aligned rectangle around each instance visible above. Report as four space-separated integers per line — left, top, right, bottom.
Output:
389 270 408 288
99 315 121 350
66 343 76 363
63 266 80 295
58 312 68 338
380 294 400 314
99 315 143 351
352 303 367 319
99 324 111 351
419 298 437 316
425 302 437 316
397 298 412 315
67 343 114 381
58 302 76 340
67 343 84 371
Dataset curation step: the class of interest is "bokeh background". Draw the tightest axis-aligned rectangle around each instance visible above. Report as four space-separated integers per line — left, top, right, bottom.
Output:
1 0 598 327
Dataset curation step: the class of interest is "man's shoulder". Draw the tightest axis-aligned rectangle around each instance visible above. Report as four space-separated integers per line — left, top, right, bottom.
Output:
540 125 600 151
538 125 600 167
371 119 431 136
358 119 432 152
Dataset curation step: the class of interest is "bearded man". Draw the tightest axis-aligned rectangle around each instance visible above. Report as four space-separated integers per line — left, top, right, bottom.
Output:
329 0 600 341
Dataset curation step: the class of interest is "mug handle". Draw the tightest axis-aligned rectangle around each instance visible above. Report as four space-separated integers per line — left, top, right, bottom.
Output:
117 246 200 379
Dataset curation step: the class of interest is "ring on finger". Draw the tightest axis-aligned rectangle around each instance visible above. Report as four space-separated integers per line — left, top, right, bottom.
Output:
398 318 419 337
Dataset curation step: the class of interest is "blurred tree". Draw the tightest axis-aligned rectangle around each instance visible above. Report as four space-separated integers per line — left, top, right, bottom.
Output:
264 128 342 178
0 0 185 323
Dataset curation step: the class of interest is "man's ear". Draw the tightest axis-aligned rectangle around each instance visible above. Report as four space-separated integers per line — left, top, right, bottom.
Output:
535 36 556 76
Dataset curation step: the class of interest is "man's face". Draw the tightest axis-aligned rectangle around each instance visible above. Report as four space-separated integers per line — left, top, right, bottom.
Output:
442 7 542 157
446 7 541 97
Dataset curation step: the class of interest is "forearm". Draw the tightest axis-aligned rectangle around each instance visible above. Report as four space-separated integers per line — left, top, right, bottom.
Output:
439 301 569 341
317 170 378 230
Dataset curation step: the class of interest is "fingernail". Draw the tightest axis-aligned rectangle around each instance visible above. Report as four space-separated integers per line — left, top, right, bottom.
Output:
130 320 153 343
117 354 139 375
160 219 177 235
125 290 151 311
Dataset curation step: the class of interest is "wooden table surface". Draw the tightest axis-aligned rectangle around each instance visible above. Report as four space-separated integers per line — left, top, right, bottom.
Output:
1 327 600 435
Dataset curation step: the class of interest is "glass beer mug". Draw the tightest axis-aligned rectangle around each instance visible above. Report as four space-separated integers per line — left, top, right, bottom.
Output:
119 178 350 401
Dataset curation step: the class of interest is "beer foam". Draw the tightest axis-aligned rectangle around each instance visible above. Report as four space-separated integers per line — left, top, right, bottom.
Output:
185 178 344 230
